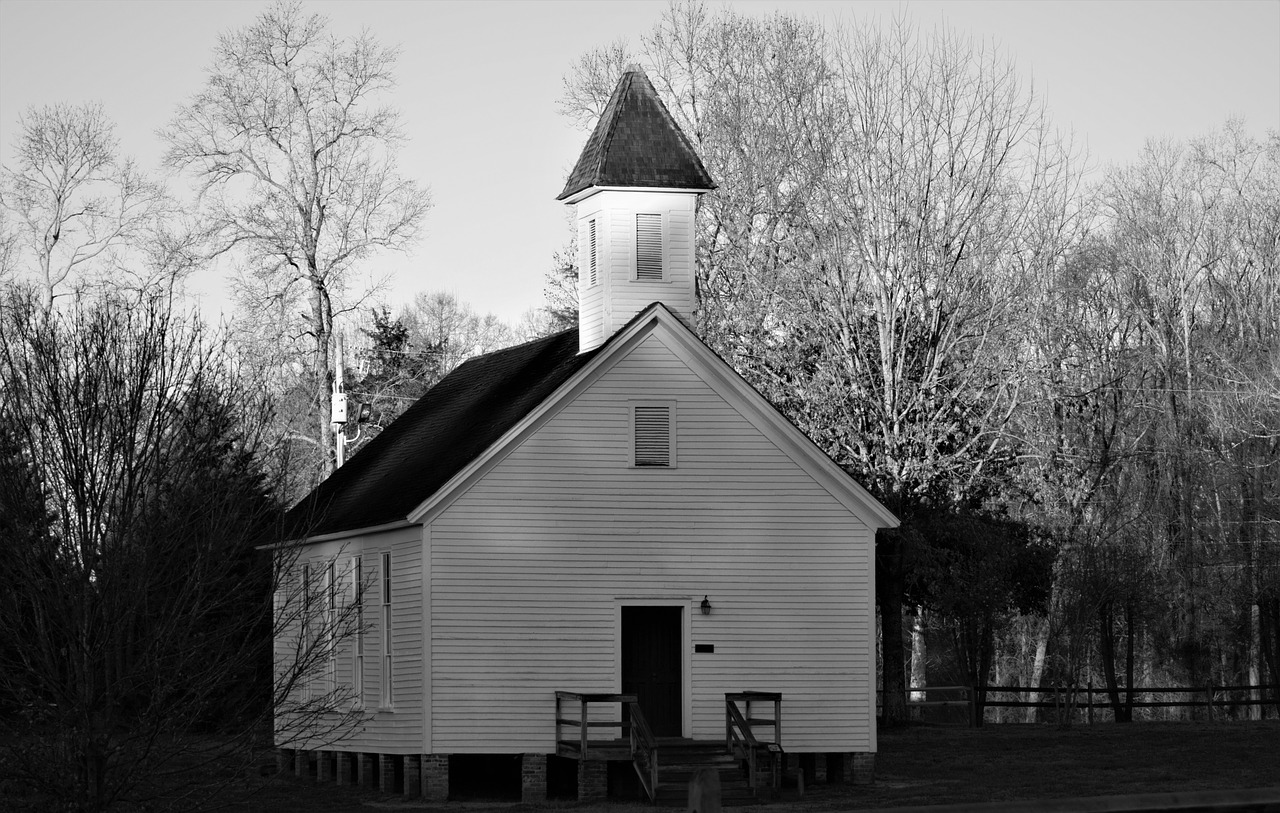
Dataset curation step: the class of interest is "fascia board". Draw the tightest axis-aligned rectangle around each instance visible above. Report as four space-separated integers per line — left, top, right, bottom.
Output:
406 311 663 526
561 185 714 205
257 518 416 550
650 310 901 530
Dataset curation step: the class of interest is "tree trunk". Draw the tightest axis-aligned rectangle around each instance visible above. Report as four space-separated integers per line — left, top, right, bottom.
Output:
1027 618 1048 723
311 277 335 479
909 606 927 702
1099 601 1127 722
1124 597 1136 722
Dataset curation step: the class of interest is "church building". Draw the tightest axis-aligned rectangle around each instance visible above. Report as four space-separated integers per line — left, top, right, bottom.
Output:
275 67 897 803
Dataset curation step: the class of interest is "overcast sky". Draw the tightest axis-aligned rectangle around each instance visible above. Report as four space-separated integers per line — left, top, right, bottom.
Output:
1 0 1277 325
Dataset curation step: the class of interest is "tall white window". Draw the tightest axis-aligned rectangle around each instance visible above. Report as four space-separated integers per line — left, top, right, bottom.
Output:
301 563 312 700
325 560 336 690
352 555 364 704
635 213 663 280
632 403 675 467
381 552 393 707
588 218 599 285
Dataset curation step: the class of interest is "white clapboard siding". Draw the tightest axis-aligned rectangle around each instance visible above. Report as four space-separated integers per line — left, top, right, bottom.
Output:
428 331 875 754
276 525 426 754
576 190 697 350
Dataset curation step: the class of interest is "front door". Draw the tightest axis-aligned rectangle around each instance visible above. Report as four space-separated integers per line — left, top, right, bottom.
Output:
621 606 683 737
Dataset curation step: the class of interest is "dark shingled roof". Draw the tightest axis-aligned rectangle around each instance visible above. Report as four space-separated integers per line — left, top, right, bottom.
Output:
284 328 597 539
557 68 716 201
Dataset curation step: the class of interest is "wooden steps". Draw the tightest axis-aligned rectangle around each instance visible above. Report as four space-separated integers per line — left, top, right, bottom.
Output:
650 742 759 807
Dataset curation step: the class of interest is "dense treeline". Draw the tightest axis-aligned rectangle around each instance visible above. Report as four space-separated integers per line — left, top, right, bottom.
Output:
556 3 1280 724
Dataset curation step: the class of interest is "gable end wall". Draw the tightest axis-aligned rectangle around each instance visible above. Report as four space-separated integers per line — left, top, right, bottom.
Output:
428 332 875 753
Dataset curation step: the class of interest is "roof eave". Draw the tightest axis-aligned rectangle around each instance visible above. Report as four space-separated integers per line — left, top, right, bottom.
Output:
559 184 716 205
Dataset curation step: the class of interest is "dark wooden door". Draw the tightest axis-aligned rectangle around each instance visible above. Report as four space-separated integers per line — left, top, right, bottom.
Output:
621 606 683 736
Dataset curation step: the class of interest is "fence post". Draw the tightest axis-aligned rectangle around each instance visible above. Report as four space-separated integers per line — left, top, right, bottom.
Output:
1087 680 1093 725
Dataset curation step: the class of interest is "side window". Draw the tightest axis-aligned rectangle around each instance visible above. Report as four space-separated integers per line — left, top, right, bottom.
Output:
381 551 393 707
301 562 312 700
325 560 336 690
352 555 364 704
635 213 662 280
631 402 676 467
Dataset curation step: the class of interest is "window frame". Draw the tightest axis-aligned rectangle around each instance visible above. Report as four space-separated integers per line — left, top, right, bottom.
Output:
380 551 394 709
634 212 665 282
629 400 677 469
351 555 364 706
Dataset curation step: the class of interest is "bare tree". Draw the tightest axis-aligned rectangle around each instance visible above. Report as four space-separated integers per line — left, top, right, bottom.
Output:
0 286 368 810
560 5 1086 724
163 0 431 483
0 103 168 309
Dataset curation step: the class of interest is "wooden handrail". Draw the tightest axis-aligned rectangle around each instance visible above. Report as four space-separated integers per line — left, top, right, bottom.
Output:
555 692 659 803
628 700 659 802
726 692 783 792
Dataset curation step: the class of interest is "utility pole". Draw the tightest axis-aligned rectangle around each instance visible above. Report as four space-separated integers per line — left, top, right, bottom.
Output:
331 332 348 468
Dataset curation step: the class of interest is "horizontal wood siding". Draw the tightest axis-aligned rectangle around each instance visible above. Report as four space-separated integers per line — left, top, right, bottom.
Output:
577 190 698 348
429 333 875 753
275 526 425 753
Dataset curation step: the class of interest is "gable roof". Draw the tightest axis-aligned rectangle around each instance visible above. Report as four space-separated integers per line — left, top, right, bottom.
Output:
557 68 716 201
283 329 597 540
285 304 900 543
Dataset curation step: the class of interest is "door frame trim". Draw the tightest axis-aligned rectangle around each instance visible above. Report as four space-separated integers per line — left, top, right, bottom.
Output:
614 597 692 739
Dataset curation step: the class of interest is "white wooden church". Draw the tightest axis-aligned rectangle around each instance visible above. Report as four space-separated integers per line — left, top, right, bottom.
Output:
276 67 897 803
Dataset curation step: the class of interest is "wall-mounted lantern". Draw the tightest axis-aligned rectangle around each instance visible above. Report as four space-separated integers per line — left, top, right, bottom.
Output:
700 596 712 616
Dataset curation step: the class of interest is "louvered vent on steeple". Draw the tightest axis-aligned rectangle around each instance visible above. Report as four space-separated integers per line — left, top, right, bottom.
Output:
636 213 663 280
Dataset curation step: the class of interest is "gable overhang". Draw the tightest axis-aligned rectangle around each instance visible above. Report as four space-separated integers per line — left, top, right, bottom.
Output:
258 518 417 550
408 303 899 531
560 184 715 206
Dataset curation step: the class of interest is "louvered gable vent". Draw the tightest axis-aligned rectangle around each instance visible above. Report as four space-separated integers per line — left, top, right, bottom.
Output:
633 405 671 467
636 213 663 280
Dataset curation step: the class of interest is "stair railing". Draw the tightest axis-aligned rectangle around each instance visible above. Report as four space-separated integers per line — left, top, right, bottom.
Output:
554 691 658 802
725 692 783 792
627 699 659 802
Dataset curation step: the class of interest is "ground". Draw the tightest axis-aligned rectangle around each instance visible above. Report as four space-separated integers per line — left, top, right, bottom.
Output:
5 721 1278 810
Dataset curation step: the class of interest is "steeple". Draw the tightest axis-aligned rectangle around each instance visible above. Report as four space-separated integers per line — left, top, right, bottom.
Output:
560 67 716 353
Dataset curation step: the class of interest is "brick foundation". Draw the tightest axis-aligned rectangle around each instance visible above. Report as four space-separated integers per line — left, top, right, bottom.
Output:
812 753 827 783
403 755 421 799
358 753 375 788
850 752 875 785
317 751 333 782
378 753 397 793
277 748 293 777
294 750 309 779
336 752 353 786
521 753 547 802
422 754 449 801
578 759 607 801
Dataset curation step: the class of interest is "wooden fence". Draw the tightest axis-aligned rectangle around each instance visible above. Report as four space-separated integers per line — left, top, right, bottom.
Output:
879 684 1280 726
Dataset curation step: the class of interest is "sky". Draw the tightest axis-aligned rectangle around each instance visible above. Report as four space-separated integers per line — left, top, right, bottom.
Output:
1 0 1277 325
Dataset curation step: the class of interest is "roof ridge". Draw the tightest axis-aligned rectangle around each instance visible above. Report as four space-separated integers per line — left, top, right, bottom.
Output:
557 67 715 201
591 70 631 186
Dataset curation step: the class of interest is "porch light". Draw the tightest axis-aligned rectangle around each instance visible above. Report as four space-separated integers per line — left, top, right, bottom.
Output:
700 596 712 616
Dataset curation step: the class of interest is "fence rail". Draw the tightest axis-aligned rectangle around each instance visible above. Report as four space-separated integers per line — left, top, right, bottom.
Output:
879 684 1280 725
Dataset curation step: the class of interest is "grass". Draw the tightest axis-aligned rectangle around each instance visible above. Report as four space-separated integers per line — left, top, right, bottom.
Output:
9 721 1279 811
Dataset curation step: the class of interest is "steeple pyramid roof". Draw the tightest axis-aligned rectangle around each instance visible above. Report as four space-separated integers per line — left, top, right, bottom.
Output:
557 67 716 201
